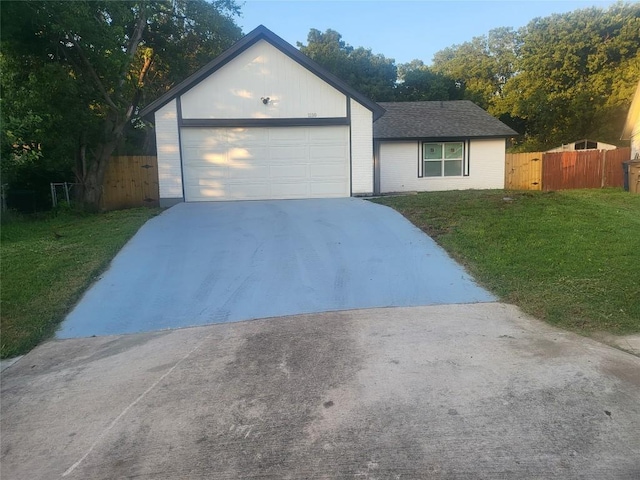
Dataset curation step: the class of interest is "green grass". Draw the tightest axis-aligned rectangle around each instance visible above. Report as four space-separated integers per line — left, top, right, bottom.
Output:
371 189 640 335
1 207 161 358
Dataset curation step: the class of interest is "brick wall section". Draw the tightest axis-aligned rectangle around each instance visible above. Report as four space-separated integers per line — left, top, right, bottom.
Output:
380 138 506 193
155 99 183 200
350 99 374 195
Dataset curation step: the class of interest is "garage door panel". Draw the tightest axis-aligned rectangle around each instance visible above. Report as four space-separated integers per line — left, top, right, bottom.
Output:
228 165 270 179
310 182 348 195
182 126 349 201
268 146 307 161
269 182 310 197
227 183 272 199
183 129 227 147
183 147 228 165
310 145 348 160
308 126 348 142
268 128 308 143
270 164 307 178
184 167 227 182
228 147 267 164
227 128 269 145
187 178 226 188
310 163 345 178
186 185 226 199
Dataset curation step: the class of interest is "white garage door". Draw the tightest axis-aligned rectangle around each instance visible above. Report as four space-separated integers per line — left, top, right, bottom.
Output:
181 126 350 201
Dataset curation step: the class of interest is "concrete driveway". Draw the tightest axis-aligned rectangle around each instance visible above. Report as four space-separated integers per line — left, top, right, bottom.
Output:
2 304 639 479
57 198 493 338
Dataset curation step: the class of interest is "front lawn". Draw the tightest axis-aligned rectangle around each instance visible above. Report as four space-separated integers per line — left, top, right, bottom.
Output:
371 189 640 335
1 207 161 358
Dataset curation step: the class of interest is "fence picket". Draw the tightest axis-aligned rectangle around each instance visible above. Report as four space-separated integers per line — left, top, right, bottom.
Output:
101 156 159 211
505 153 543 190
507 147 630 191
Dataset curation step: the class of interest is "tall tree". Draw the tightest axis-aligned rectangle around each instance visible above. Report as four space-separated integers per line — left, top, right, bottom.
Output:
297 28 397 101
1 0 242 210
498 3 640 150
431 27 519 112
396 59 463 101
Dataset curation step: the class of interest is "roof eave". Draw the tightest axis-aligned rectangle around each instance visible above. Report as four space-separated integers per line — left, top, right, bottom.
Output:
373 133 518 141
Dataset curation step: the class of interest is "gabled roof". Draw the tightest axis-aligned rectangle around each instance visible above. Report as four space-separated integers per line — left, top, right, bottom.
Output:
140 25 385 120
373 101 518 140
621 79 640 140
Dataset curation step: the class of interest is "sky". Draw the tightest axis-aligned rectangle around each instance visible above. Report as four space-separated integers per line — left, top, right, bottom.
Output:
238 0 626 65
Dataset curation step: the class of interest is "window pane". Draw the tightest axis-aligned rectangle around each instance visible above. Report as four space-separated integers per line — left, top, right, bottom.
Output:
424 160 442 177
424 143 442 160
444 160 462 176
444 142 463 159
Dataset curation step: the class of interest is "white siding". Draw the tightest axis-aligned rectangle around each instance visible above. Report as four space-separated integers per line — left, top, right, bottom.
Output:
471 139 506 188
380 138 506 193
180 40 347 119
380 142 418 193
632 121 640 160
350 99 374 195
155 99 183 200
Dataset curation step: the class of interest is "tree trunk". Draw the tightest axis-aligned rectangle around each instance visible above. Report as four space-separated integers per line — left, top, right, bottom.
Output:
74 5 149 211
79 138 119 212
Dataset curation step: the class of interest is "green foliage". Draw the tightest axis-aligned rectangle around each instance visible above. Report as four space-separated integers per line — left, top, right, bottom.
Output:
141 0 242 102
414 3 640 149
0 0 242 209
0 53 82 190
0 207 161 358
372 189 640 335
431 27 519 111
496 3 640 150
396 60 463 101
299 3 639 153
298 29 397 101
1 111 45 174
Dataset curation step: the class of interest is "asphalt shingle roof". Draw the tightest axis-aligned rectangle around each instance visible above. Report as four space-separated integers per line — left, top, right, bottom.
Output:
373 100 518 139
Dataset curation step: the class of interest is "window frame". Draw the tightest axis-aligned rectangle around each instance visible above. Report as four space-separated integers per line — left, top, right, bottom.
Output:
420 141 467 178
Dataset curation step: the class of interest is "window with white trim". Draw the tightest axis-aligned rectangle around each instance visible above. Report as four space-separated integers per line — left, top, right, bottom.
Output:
423 142 464 177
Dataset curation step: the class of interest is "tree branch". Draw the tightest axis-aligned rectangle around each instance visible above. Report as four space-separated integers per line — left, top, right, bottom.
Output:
117 3 149 92
137 55 153 87
126 5 147 59
67 36 118 111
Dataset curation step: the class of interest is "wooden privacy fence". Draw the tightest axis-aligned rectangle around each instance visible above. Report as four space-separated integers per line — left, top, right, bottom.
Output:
101 150 631 208
101 156 159 211
505 152 542 190
506 147 630 191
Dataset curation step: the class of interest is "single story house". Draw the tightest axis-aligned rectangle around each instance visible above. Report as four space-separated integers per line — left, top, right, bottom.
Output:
546 139 618 153
622 80 640 160
374 101 516 193
141 26 516 205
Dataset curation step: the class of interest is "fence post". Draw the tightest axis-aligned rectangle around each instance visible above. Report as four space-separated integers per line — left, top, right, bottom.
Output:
1 184 7 212
50 183 57 208
541 152 547 191
601 150 607 188
64 182 70 203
